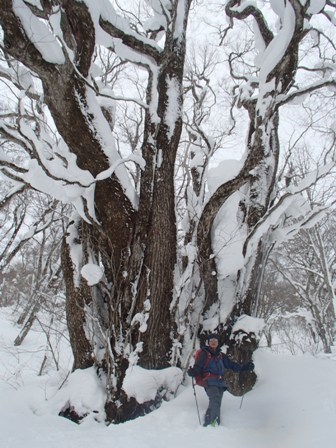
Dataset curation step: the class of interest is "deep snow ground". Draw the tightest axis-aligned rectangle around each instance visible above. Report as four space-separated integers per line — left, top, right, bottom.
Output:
1 307 336 448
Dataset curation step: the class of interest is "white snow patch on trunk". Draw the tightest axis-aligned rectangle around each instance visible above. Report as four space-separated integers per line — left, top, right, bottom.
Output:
164 76 180 140
81 263 104 286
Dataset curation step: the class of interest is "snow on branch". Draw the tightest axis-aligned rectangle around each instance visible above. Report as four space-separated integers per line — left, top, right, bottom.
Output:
0 63 40 102
244 161 336 257
12 0 65 65
82 0 162 64
143 0 171 36
0 183 28 210
0 117 100 223
94 151 146 182
258 2 296 85
276 78 336 107
225 0 274 46
307 0 328 15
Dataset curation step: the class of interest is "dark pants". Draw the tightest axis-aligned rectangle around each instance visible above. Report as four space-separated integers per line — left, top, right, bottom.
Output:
204 386 225 426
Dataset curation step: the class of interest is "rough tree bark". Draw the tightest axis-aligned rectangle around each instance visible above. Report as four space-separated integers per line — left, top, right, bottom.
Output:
0 0 191 422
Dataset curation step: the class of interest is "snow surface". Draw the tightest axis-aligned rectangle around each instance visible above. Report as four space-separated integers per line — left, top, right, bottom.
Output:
1 307 336 448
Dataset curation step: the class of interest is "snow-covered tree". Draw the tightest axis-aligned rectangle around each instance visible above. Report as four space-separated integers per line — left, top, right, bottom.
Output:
0 0 193 422
174 0 336 393
205 0 336 323
0 0 335 422
270 211 336 353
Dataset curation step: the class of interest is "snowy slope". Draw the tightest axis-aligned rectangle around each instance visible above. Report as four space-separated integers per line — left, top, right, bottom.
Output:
1 307 336 448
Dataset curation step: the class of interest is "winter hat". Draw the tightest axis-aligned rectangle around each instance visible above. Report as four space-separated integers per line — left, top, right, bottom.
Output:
206 333 220 342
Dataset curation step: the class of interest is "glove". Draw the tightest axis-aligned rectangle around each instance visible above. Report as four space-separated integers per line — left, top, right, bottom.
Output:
187 367 196 377
187 365 202 377
245 361 254 372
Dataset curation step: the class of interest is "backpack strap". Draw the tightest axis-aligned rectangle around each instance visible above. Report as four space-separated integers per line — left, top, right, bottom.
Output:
195 348 210 369
194 349 212 386
203 350 211 370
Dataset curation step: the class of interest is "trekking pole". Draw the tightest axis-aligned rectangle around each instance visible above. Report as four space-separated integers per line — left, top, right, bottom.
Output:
192 378 202 425
239 393 245 409
239 378 245 409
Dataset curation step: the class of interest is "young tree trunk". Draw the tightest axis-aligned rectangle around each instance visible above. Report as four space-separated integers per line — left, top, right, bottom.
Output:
14 301 40 347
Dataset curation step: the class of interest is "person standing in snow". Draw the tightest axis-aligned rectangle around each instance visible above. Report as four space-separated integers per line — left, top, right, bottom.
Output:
187 333 254 427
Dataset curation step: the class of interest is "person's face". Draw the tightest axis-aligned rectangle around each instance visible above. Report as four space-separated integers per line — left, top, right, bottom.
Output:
208 338 219 349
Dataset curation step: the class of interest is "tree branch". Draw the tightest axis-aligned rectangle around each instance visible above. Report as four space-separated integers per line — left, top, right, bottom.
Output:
276 79 336 108
225 0 274 46
99 18 161 65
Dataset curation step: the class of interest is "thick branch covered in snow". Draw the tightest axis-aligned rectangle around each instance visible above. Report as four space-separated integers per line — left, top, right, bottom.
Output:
225 0 274 46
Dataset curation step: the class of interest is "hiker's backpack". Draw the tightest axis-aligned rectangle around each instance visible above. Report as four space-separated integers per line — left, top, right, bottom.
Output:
193 348 212 387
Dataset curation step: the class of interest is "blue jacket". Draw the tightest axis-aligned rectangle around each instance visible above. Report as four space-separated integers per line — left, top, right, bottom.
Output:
194 346 246 388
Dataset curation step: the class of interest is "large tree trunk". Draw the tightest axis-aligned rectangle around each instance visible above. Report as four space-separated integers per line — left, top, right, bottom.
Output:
0 0 191 423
